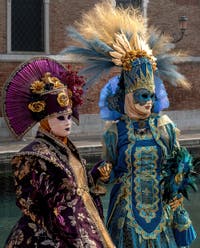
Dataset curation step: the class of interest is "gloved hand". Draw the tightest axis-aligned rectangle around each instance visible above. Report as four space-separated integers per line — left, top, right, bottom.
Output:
169 194 183 211
97 161 112 181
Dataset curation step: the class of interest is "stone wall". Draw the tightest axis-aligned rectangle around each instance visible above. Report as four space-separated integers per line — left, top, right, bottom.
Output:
1 110 200 142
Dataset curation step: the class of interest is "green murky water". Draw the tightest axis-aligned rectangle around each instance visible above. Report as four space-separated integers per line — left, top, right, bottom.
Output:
0 165 199 247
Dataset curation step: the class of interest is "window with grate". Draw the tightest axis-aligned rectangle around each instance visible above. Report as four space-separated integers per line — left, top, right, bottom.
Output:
11 0 44 52
115 0 142 9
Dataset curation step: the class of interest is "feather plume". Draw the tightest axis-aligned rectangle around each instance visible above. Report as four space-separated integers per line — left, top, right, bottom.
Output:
76 2 146 45
113 43 127 55
61 1 190 90
162 147 197 202
109 51 123 59
111 58 123 66
66 26 92 49
78 60 115 90
62 2 151 88
114 33 132 52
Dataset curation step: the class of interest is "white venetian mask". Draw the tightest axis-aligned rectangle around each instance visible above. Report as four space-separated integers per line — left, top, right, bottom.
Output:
48 113 72 137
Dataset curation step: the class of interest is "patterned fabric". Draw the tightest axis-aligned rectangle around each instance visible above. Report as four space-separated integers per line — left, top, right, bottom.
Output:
4 129 114 248
102 114 196 248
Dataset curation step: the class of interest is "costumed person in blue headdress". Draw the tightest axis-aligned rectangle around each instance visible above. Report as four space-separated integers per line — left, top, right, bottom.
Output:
62 2 197 247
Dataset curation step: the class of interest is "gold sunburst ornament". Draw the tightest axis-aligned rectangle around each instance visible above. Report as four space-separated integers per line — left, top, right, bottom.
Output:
57 91 71 107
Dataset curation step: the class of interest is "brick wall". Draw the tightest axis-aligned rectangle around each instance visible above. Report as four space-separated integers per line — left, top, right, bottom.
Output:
0 62 20 116
0 0 6 53
0 0 200 117
148 0 200 55
49 0 99 54
165 62 200 110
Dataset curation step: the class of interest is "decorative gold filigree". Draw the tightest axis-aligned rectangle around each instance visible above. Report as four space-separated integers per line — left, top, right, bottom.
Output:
134 146 159 223
57 91 70 107
30 72 65 94
41 72 64 88
125 65 155 94
54 80 64 88
28 101 46 112
119 117 167 239
121 50 157 72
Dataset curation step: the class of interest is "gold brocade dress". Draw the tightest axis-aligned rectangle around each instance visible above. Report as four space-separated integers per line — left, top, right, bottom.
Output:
69 152 115 248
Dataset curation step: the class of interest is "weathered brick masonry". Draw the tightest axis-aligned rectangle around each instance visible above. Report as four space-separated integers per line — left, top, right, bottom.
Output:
0 0 199 117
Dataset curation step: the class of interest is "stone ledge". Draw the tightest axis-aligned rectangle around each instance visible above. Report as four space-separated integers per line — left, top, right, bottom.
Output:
1 111 200 141
0 137 200 166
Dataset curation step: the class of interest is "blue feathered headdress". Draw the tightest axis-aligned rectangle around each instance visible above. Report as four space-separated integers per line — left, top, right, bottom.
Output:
61 2 190 119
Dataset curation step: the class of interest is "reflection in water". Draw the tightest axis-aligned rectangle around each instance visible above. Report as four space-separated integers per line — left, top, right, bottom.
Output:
0 169 21 246
0 165 199 247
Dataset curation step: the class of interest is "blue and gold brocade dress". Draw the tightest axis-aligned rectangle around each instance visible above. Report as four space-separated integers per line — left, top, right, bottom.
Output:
102 114 196 248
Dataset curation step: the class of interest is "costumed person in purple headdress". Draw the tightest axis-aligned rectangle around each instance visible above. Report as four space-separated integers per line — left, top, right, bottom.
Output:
2 57 115 248
61 2 197 247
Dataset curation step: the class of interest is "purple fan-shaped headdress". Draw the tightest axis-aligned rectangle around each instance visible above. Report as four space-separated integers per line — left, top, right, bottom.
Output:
2 57 85 139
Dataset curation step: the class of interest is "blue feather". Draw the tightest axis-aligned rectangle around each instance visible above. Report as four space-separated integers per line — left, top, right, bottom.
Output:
148 31 175 52
60 26 118 88
66 26 92 49
63 26 113 57
78 61 115 89
90 39 113 55
99 75 122 120
61 46 110 60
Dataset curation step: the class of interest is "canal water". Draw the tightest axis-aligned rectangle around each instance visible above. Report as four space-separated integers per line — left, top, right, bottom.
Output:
0 163 199 247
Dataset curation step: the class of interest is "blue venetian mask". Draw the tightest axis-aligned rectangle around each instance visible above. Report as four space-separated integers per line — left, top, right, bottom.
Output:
133 88 155 106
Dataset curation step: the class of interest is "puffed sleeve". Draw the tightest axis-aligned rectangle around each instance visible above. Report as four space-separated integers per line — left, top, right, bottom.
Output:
158 114 180 158
88 122 118 191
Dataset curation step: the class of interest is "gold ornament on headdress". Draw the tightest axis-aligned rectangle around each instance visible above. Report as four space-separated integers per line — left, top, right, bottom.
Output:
109 32 157 71
57 90 72 107
41 72 64 89
29 72 65 96
125 66 155 94
121 50 157 71
28 101 46 113
30 81 45 94
28 72 72 113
